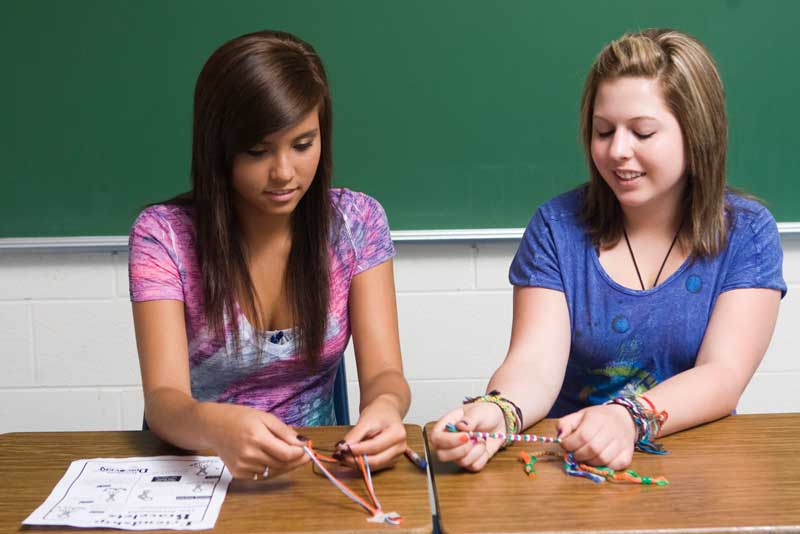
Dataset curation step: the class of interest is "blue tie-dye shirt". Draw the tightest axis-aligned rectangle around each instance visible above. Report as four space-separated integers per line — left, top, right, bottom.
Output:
509 187 786 418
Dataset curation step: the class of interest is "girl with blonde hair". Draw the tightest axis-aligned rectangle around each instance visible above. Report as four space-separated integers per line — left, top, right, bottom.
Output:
431 28 785 471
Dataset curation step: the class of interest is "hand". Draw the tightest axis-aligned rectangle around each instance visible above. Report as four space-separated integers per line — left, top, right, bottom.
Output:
198 402 310 480
339 395 407 471
557 404 636 470
429 402 506 472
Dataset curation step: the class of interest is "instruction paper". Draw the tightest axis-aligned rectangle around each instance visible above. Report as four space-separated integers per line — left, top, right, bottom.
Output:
23 455 232 530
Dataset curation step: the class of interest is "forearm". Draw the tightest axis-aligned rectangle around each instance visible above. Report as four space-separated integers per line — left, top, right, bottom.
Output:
486 357 565 431
483 286 570 431
643 362 746 437
144 387 217 451
358 369 410 418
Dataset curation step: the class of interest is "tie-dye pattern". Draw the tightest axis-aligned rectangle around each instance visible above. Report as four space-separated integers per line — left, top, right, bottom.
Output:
128 188 395 427
510 187 786 417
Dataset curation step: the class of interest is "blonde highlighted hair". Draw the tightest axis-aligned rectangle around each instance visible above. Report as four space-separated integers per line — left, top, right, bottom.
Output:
580 28 728 257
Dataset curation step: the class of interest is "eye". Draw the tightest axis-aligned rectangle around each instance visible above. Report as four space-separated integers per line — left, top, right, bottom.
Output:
246 148 269 157
634 131 655 140
294 141 314 152
595 129 614 138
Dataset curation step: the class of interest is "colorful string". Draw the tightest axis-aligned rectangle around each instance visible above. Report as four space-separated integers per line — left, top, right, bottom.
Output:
605 395 669 455
444 422 561 444
446 422 668 486
562 452 669 486
518 450 560 478
302 441 402 525
462 390 523 447
517 450 668 485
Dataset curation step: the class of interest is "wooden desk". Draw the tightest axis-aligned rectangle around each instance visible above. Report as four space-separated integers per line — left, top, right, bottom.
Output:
425 414 800 534
0 424 432 533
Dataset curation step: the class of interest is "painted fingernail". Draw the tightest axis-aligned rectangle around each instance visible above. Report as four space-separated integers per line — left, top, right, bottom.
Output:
296 434 309 442
459 434 469 444
332 451 343 460
458 419 469 426
335 439 346 448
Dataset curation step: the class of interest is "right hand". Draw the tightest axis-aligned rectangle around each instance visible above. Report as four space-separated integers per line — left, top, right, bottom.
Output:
429 402 507 472
197 402 310 480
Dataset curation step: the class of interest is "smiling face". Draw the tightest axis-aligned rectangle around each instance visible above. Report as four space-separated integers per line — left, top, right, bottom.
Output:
231 107 322 221
590 76 686 213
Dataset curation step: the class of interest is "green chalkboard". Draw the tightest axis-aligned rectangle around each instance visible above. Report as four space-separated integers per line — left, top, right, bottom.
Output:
3 0 798 238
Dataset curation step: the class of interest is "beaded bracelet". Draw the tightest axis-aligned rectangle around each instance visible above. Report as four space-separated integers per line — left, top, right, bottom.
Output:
462 390 523 447
605 395 669 455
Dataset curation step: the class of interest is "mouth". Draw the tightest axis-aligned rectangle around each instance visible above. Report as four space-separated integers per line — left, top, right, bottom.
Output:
264 188 298 201
613 170 646 182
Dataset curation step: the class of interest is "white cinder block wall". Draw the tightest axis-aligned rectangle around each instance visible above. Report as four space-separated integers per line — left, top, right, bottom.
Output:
1 236 799 433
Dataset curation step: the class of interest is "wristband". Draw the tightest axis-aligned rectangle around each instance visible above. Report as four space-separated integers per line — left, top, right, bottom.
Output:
605 395 669 455
463 390 523 448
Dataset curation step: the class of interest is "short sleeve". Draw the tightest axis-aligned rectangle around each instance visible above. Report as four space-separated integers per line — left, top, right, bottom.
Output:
349 193 396 275
509 208 564 291
721 204 787 298
128 207 185 302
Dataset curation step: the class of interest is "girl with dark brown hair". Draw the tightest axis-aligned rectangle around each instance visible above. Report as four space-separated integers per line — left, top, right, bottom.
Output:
128 30 410 480
431 29 785 472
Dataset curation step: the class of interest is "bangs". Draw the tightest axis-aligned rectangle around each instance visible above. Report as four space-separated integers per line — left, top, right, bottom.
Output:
224 51 326 158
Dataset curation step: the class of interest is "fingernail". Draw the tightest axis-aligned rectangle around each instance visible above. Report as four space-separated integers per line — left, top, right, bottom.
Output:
459 434 469 444
470 436 478 444
458 419 469 426
335 439 346 448
296 434 309 442
332 451 343 460
556 429 562 438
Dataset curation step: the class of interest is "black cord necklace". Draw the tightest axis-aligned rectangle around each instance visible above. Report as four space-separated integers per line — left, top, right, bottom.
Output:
622 224 682 291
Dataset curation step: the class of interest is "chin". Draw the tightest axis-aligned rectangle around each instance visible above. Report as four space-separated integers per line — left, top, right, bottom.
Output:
612 190 654 210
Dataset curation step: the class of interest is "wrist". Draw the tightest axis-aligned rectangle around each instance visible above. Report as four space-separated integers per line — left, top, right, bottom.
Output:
363 393 404 419
463 390 523 447
191 402 223 445
608 403 637 442
605 395 669 455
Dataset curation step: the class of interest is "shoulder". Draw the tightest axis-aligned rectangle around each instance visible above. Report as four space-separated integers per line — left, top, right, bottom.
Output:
328 188 395 272
329 187 391 238
537 186 586 222
725 190 778 242
129 203 195 248
523 186 587 238
330 188 387 222
132 203 193 231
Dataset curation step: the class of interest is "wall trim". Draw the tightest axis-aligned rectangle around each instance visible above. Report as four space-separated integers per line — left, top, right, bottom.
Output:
2 223 800 251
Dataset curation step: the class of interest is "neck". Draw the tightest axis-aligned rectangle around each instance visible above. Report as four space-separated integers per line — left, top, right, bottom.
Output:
620 191 685 240
235 203 293 254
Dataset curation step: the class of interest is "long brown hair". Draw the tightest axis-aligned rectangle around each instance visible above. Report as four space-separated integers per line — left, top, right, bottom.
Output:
172 30 332 367
580 29 728 257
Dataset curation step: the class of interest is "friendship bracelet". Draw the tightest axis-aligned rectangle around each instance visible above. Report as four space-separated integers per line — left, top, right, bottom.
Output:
605 395 669 455
563 452 669 485
462 390 523 447
303 441 402 526
444 422 561 444
517 451 669 486
518 450 561 478
445 422 669 486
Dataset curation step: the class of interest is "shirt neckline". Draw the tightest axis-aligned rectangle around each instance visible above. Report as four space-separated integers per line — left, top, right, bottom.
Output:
589 243 692 296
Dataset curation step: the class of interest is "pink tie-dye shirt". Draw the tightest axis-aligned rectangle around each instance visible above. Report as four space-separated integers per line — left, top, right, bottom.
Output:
128 188 395 427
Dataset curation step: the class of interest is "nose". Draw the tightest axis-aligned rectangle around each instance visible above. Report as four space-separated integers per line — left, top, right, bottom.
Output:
269 150 294 183
609 129 633 161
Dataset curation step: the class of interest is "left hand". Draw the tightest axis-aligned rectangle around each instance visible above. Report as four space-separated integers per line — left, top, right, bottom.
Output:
557 403 636 470
338 395 407 471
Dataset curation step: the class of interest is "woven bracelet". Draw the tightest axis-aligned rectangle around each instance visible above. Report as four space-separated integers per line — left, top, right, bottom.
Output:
463 390 523 447
606 395 669 455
